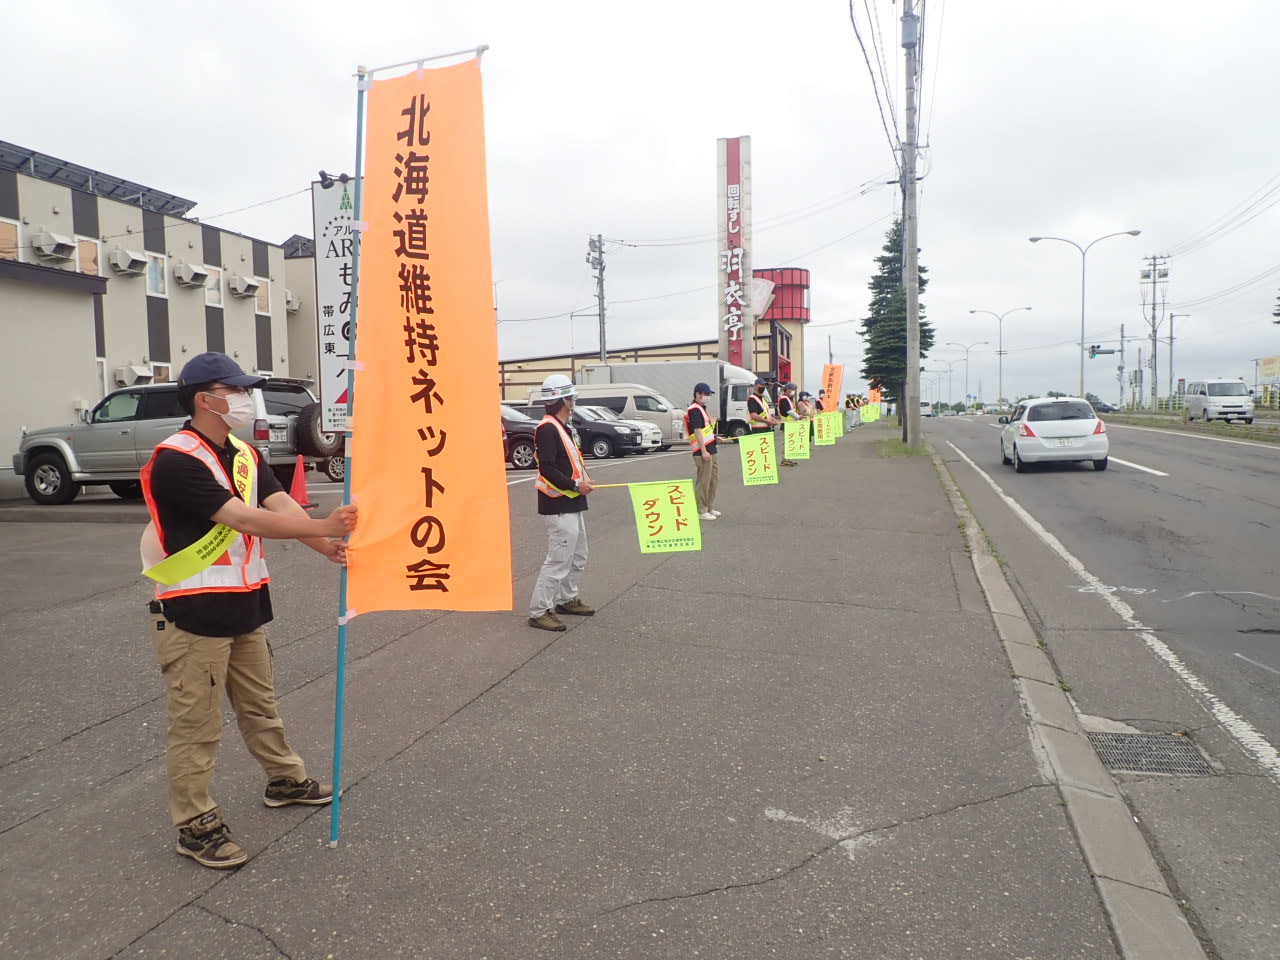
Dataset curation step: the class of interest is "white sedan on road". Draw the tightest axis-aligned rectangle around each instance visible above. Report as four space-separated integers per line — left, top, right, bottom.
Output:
998 397 1109 472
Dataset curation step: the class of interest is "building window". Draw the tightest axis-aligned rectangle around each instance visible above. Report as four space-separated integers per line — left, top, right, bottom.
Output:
205 266 223 307
0 219 17 260
151 362 171 383
146 254 167 297
254 277 270 316
77 238 101 276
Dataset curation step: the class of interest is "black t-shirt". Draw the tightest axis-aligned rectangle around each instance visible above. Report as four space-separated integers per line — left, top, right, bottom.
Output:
686 405 717 456
148 423 285 637
535 419 588 515
747 393 771 427
778 395 795 419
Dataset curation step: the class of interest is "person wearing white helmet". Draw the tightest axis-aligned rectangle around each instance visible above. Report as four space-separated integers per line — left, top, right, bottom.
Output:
528 373 595 631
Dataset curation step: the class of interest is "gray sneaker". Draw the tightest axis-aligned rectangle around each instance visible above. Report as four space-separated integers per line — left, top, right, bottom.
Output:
528 610 567 632
176 810 247 869
263 776 333 807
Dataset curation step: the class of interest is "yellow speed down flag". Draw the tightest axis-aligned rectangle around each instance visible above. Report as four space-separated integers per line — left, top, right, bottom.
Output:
860 403 875 423
814 412 836 446
832 409 845 438
628 480 702 553
738 431 778 485
784 418 810 460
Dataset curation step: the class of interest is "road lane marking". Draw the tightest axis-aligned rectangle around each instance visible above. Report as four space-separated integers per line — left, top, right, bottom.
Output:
506 449 687 486
1235 653 1280 677
1109 457 1169 476
945 439 1280 787
1108 423 1280 452
1161 590 1280 604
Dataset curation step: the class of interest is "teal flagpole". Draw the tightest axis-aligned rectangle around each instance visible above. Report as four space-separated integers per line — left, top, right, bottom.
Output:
329 65 368 848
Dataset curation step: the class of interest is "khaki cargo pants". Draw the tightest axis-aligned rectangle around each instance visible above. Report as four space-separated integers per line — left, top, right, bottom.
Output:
152 617 307 826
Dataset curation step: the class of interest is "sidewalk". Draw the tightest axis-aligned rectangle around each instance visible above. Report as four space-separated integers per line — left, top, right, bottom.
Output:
0 423 1201 958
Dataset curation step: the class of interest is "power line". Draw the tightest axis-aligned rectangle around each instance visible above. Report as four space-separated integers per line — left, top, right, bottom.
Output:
849 0 903 175
1163 167 1280 258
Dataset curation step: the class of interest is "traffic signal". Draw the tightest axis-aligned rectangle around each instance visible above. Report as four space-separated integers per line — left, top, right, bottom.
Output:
1089 345 1100 358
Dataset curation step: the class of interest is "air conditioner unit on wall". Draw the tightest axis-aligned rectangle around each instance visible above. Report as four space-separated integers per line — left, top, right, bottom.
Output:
228 274 261 298
32 229 77 262
285 290 301 313
109 248 148 276
114 365 154 386
174 262 210 288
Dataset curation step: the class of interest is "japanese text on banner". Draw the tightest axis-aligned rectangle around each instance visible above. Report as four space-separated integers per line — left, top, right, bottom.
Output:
311 180 358 433
814 412 836 446
627 481 702 553
738 431 778 485
784 419 810 460
346 59 512 615
821 364 844 412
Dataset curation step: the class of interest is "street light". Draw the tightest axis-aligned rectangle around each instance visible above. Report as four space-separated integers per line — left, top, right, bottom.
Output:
925 359 959 409
1029 230 1141 397
969 307 1031 406
945 341 988 411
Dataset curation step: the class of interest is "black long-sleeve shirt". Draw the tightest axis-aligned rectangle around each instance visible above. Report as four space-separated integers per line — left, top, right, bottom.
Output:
535 419 588 515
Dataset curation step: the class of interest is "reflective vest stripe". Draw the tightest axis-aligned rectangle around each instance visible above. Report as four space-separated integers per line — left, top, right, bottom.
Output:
748 394 772 429
139 431 268 597
533 416 586 498
685 402 715 450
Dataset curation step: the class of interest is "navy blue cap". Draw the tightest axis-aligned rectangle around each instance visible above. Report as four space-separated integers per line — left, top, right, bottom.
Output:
754 377 768 385
177 352 267 388
693 382 714 395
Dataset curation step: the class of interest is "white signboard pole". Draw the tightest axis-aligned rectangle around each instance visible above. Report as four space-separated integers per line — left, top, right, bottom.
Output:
311 180 358 433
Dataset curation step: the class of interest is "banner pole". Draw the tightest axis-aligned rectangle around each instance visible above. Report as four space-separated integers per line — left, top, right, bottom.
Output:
329 65 369 849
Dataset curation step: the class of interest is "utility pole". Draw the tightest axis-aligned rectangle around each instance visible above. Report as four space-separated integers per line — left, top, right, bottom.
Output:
828 335 833 365
587 235 607 362
1168 313 1187 403
1140 254 1168 409
1117 323 1125 409
901 0 922 447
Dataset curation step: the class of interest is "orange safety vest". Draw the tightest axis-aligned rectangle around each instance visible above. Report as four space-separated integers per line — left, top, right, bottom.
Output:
139 430 269 599
533 415 587 498
684 401 716 451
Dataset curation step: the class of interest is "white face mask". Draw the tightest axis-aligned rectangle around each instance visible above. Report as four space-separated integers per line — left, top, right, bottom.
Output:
205 391 255 429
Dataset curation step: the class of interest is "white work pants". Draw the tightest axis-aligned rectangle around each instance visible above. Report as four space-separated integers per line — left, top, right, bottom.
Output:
529 512 589 616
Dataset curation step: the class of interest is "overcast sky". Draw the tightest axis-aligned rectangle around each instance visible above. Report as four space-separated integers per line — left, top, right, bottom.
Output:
10 0 1279 402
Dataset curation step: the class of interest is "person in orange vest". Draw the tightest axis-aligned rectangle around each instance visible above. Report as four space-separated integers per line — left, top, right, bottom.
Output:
139 352 356 869
685 381 720 520
529 373 595 632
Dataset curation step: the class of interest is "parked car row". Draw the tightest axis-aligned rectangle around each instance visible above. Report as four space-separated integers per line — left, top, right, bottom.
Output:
500 403 660 466
14 380 338 505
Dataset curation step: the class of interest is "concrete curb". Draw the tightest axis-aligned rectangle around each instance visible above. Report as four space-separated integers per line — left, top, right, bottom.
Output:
930 446 1210 960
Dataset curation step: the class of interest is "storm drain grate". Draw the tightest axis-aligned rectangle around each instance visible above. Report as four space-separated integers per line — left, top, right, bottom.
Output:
1086 733 1214 776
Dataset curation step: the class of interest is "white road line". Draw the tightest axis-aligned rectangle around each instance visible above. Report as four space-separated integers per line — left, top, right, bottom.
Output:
1235 653 1280 677
506 449 688 486
945 439 1280 787
1108 422 1280 452
1108 456 1169 476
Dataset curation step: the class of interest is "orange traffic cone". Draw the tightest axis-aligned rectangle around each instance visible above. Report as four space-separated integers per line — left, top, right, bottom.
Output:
288 455 316 510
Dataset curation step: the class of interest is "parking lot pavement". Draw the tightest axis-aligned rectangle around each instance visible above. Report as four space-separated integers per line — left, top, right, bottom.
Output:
0 424 1224 959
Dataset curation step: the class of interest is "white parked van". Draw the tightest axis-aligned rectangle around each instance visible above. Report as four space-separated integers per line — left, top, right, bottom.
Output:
527 382 685 448
1184 379 1254 424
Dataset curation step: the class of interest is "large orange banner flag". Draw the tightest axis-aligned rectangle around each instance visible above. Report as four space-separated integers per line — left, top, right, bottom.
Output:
346 60 512 614
821 363 844 409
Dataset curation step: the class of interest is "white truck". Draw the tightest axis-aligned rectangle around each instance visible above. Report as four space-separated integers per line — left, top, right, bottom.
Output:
578 359 760 438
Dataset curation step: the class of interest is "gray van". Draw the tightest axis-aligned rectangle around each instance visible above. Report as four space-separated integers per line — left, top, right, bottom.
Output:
526 382 685 449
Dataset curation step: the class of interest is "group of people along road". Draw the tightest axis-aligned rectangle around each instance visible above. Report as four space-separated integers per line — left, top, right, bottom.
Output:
137 353 872 871
525 373 871 634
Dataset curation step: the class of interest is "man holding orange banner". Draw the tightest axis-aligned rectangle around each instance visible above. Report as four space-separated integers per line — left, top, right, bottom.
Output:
528 374 595 632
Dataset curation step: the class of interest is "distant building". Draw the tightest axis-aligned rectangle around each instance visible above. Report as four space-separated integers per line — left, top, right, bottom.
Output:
0 141 309 497
498 267 811 402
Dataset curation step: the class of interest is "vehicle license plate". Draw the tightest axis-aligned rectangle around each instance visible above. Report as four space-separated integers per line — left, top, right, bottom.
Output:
1055 438 1074 447
270 428 288 442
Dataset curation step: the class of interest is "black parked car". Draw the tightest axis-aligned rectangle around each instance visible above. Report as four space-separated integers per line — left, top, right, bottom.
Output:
500 406 538 469
505 404 643 459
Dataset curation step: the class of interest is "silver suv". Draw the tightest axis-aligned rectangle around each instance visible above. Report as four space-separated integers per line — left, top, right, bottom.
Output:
13 380 342 505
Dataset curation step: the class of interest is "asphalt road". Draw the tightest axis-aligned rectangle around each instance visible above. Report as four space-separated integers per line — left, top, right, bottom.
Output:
930 415 1280 747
